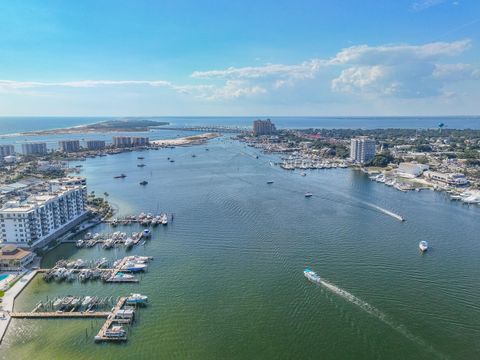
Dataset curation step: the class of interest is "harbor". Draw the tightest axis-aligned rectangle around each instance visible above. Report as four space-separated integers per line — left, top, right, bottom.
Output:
9 294 148 342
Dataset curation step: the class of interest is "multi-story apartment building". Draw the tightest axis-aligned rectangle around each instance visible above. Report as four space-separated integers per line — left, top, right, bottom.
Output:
0 145 15 157
85 140 106 150
131 136 149 147
21 142 48 156
350 137 376 164
0 183 88 248
59 140 81 153
112 136 132 147
253 119 276 136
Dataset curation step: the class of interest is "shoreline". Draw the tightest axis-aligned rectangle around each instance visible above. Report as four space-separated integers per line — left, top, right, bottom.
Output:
150 132 220 146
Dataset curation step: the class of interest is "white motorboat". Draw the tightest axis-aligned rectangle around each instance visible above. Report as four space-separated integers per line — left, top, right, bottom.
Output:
126 293 148 305
304 268 321 284
419 241 428 252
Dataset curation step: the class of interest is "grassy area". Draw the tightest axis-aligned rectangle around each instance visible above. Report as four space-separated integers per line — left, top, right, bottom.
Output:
0 290 5 297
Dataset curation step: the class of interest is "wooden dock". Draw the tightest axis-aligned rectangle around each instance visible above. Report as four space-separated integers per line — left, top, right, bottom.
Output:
10 311 110 319
95 297 128 342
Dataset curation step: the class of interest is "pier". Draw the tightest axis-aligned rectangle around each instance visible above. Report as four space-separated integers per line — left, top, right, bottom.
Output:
94 297 128 342
10 311 109 319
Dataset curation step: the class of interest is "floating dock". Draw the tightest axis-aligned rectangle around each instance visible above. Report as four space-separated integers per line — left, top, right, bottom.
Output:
94 297 128 342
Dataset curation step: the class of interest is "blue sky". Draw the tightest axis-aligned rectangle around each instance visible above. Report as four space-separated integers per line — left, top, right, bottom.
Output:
0 0 479 116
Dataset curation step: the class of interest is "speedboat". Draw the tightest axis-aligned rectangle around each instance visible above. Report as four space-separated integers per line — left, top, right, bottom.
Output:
75 239 84 248
126 293 148 305
267 181 274 184
114 174 127 179
419 241 428 252
300 172 307 177
304 268 321 284
304 192 313 198
139 180 148 186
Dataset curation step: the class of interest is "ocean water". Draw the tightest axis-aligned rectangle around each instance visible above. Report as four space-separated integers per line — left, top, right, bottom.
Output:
1 136 479 359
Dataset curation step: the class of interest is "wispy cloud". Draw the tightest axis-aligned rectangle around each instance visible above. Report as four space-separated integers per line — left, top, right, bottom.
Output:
410 0 446 12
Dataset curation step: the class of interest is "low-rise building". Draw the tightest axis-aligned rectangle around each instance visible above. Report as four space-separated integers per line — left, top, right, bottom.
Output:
397 162 429 178
424 171 469 186
0 245 34 271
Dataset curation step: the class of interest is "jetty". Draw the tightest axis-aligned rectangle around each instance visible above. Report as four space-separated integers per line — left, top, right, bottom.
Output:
94 297 128 341
10 311 109 319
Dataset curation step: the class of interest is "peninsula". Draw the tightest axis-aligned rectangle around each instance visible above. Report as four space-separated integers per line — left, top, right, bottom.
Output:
18 119 169 136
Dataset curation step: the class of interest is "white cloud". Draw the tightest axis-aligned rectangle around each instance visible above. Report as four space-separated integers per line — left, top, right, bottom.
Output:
191 60 323 80
0 39 476 104
330 39 474 98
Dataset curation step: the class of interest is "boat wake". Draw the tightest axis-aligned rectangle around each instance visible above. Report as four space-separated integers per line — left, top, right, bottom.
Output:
319 279 446 359
362 201 404 222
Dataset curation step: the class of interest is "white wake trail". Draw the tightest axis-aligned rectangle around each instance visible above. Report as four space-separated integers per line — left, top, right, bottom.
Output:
318 279 446 359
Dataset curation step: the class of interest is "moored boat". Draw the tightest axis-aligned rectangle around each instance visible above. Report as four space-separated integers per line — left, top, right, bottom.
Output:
419 240 428 252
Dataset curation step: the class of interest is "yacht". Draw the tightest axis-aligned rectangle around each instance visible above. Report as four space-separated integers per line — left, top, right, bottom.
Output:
419 241 429 252
304 268 321 284
304 192 313 198
122 262 147 272
126 293 148 305
125 237 134 248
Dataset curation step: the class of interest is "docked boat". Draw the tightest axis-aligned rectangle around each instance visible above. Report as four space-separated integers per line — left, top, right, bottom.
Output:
160 213 168 225
114 174 127 179
76 239 84 248
126 293 148 305
143 229 151 238
304 268 321 284
125 237 134 248
419 241 429 252
122 262 147 272
304 192 313 198
84 232 93 240
103 238 114 249
104 325 126 338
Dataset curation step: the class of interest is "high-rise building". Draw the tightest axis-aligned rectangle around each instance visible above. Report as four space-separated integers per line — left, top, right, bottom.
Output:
22 142 48 156
112 136 132 147
131 136 149 147
0 183 88 248
0 145 15 157
59 140 81 153
85 140 106 150
350 137 376 163
253 119 276 136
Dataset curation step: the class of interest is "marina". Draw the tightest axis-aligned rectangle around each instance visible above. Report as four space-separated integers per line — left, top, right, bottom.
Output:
41 255 153 283
9 295 148 342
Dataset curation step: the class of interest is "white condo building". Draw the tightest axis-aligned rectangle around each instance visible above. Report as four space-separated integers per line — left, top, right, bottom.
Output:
0 183 88 248
350 137 376 163
0 145 15 157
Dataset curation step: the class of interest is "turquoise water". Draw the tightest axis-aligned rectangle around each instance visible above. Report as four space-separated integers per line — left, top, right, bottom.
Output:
0 274 9 281
1 136 480 359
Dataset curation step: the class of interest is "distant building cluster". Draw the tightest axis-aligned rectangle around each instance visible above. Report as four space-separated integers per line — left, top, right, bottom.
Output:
0 177 88 248
59 140 81 153
253 119 276 136
350 137 376 163
22 142 48 156
85 140 106 150
112 136 149 148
